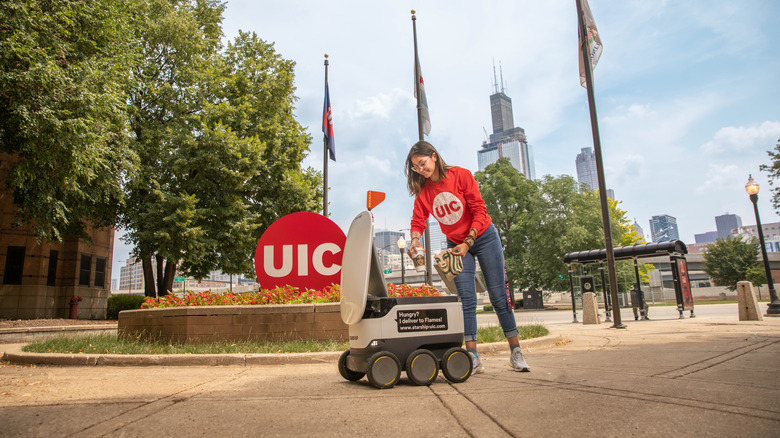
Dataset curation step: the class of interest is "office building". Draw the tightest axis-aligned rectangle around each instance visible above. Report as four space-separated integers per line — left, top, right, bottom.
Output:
649 214 679 243
735 221 780 241
694 231 719 244
715 213 742 239
119 257 146 291
374 230 404 254
633 219 645 242
576 147 598 192
118 257 244 292
575 147 615 199
477 65 535 179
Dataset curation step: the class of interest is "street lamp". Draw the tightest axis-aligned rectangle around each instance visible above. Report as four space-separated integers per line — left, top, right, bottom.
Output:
397 237 406 284
745 174 780 315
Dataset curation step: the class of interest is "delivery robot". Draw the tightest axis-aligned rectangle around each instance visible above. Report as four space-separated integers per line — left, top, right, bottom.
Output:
338 211 473 389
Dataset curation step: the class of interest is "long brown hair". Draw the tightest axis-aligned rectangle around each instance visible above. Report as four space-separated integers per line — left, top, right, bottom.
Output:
405 141 452 197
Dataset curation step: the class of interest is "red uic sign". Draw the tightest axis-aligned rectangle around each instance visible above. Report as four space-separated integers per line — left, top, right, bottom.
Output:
254 212 346 291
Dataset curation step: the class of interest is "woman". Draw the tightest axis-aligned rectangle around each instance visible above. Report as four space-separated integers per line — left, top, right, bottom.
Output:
405 140 530 373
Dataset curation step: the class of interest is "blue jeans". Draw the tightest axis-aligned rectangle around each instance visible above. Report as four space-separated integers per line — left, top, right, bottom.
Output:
448 224 518 342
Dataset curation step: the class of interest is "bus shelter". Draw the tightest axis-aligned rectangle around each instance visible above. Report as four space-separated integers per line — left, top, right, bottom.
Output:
563 240 694 322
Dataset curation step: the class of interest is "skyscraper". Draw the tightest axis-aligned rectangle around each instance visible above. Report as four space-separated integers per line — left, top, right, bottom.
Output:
477 64 535 179
576 147 598 192
715 213 742 239
575 147 615 199
649 214 679 243
632 219 645 242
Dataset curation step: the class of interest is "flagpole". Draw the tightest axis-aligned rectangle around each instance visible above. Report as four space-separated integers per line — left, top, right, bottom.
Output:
412 9 433 285
323 54 329 217
576 0 624 328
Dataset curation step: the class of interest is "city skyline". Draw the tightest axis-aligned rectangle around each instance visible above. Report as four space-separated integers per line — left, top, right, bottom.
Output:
107 1 780 284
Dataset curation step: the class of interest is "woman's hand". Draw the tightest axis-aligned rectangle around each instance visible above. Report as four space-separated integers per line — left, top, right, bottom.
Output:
407 242 424 259
450 243 469 256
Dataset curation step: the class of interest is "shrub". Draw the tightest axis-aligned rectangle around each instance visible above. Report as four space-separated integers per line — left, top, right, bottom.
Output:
107 294 146 319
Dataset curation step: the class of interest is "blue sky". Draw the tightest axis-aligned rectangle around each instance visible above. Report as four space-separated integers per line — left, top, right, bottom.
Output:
112 0 780 284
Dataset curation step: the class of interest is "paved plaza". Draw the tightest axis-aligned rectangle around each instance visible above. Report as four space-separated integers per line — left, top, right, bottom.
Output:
1 304 778 437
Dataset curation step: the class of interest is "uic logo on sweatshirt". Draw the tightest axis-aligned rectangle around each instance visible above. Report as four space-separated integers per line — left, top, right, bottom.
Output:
432 192 463 225
255 212 345 291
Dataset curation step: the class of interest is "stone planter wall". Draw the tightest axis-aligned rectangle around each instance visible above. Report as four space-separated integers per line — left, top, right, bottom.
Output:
118 303 347 344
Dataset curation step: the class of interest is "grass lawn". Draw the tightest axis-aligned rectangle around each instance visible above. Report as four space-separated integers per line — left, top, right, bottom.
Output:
22 323 548 355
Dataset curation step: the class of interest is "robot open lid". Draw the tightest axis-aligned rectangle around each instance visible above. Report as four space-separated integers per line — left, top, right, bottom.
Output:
337 207 473 389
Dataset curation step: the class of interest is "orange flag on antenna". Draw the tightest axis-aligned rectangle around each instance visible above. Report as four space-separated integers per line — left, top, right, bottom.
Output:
366 191 386 211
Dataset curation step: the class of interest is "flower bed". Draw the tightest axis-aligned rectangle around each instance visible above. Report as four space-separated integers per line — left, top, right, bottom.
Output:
141 283 441 308
121 284 444 344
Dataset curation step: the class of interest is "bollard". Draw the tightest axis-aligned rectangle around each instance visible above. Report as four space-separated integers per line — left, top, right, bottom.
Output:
582 292 601 324
736 282 763 321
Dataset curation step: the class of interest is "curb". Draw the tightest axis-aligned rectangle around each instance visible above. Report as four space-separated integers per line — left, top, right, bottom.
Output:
0 324 117 335
1 334 563 367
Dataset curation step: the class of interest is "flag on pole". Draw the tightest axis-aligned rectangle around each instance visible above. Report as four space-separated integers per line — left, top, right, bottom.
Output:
414 57 431 136
322 81 336 161
578 0 603 88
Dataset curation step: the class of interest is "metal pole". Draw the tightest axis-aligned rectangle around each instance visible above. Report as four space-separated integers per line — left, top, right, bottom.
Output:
568 265 578 323
322 55 329 217
575 0 624 328
750 193 780 314
400 247 406 284
634 258 647 320
600 263 611 322
412 10 432 285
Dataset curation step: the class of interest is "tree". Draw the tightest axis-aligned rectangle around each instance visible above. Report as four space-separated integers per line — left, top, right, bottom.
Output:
0 0 135 241
703 237 761 291
760 139 780 212
121 1 321 296
475 159 539 289
475 159 644 292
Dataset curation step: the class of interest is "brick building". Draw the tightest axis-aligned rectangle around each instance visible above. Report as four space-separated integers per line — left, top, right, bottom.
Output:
0 155 113 319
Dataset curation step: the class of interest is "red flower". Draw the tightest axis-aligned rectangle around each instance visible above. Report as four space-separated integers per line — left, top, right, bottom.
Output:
140 282 440 309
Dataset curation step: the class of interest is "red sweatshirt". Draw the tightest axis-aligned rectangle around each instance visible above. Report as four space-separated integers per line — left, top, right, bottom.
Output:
410 166 492 244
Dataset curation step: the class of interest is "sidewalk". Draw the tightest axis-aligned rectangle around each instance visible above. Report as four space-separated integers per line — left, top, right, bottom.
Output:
1 310 779 437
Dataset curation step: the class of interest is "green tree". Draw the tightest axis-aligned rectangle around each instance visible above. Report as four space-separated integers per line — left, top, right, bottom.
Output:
121 1 320 296
475 159 539 289
760 139 780 212
0 0 135 241
703 237 761 291
476 159 644 292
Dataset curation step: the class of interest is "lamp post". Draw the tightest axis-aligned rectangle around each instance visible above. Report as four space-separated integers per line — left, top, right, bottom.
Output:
745 175 780 315
397 237 406 284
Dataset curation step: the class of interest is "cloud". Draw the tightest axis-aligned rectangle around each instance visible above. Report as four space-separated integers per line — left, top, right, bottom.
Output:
700 121 780 154
349 88 412 120
695 162 740 195
602 103 656 123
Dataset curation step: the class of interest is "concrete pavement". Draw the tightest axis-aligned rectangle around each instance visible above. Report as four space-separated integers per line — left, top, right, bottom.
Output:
1 304 779 437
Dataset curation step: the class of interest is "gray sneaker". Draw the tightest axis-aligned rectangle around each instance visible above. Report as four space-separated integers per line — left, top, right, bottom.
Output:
510 348 530 372
469 352 484 374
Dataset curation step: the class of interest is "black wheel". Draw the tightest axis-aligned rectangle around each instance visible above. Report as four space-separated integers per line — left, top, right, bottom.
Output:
366 351 401 389
441 347 472 383
405 349 439 386
338 350 365 381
